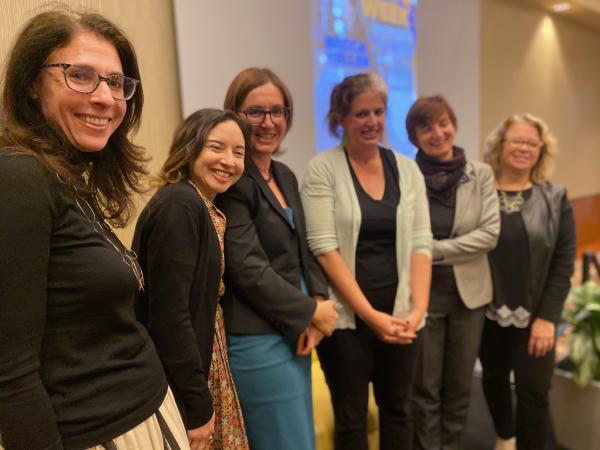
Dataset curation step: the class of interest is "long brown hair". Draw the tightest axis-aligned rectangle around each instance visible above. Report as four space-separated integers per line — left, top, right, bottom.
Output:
1 8 145 227
154 108 251 187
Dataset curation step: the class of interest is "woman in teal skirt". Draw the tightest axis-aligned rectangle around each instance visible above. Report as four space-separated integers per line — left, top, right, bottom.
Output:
216 67 339 449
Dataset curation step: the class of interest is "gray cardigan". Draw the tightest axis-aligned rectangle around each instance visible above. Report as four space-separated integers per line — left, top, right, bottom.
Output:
300 145 433 330
432 160 500 309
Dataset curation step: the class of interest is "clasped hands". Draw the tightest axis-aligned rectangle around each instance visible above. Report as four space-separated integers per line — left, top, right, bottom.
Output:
365 309 423 345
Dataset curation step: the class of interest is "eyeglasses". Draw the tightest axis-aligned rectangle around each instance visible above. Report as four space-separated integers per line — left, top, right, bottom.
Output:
505 139 542 150
239 106 290 124
43 63 140 101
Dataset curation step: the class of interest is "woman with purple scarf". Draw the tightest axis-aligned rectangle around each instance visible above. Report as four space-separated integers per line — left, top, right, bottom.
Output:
407 96 500 450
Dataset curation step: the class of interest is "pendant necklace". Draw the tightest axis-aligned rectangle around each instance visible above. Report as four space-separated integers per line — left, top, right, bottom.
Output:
56 174 145 291
497 179 530 214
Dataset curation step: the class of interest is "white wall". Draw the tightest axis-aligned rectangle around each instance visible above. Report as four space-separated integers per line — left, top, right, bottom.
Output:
481 0 600 198
173 0 314 180
416 0 481 160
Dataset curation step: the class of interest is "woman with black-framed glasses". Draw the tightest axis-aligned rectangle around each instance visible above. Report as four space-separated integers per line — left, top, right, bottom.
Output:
42 63 140 101
0 9 189 450
214 67 339 450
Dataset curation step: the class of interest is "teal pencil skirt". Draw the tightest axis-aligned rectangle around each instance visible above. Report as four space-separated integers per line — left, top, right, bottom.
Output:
227 333 315 450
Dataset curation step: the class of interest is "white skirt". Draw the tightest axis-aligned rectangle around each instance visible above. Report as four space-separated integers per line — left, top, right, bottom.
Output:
1 388 190 450
88 387 189 450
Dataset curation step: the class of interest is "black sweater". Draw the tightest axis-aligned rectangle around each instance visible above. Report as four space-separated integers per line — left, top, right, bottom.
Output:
0 153 167 449
133 182 220 429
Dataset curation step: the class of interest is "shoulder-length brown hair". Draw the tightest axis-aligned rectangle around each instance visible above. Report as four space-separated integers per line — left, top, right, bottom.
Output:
154 108 251 187
223 67 294 134
484 113 557 184
1 8 145 227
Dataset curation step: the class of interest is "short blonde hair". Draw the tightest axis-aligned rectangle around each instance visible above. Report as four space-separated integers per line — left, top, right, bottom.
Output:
483 113 557 184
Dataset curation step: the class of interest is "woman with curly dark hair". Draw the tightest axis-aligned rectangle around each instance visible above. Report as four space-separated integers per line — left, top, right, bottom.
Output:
0 9 188 450
134 109 251 450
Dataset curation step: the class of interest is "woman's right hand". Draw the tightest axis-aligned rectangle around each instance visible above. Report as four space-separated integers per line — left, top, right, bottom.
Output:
363 309 415 344
311 299 339 336
187 412 215 450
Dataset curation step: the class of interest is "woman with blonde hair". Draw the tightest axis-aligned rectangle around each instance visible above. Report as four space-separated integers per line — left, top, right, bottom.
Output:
480 114 576 450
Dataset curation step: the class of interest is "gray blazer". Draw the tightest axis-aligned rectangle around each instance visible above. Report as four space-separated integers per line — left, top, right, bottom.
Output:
433 161 500 309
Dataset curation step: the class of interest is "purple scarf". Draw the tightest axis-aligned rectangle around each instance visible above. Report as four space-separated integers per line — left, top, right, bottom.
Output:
415 146 467 208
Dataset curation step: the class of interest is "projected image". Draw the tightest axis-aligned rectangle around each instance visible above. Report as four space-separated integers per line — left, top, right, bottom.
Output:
312 0 418 156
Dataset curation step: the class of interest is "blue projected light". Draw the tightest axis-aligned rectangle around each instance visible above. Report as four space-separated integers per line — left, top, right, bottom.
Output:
312 0 418 156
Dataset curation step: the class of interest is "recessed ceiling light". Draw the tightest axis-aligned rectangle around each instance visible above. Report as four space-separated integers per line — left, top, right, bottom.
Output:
552 2 572 12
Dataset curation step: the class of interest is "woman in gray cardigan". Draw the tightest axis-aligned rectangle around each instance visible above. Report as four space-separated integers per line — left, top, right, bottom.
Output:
301 73 432 450
406 96 500 450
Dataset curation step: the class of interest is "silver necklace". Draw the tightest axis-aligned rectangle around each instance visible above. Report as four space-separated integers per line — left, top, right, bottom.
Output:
498 190 524 214
57 174 145 291
497 179 530 214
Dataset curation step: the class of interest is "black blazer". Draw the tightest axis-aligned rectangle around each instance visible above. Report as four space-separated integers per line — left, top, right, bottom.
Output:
133 181 219 429
215 159 328 341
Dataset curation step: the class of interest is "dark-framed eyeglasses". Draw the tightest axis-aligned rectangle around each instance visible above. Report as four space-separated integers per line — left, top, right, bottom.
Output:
43 63 140 101
239 106 290 124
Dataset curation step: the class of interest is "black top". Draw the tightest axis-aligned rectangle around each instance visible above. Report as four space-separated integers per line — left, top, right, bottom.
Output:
429 196 459 293
487 189 533 327
0 153 167 450
215 159 328 341
133 182 220 429
347 147 399 312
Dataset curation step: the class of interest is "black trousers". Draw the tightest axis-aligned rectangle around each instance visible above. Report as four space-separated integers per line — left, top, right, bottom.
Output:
479 318 555 450
317 317 422 450
412 290 486 450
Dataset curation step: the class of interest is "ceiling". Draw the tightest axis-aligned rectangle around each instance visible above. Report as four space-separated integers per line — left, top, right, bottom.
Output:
523 0 600 30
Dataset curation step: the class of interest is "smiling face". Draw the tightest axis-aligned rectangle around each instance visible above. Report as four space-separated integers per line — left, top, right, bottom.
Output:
240 82 287 156
189 120 245 200
501 120 542 175
340 89 385 152
31 31 126 152
415 111 456 160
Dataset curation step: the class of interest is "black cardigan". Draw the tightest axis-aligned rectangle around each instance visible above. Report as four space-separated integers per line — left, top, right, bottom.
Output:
133 181 220 429
215 159 329 341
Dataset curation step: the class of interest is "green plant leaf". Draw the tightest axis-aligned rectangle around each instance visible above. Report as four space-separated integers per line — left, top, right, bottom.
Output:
569 333 589 363
573 349 599 387
594 327 600 353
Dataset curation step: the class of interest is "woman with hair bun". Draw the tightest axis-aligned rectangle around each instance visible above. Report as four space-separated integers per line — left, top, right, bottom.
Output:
301 73 432 450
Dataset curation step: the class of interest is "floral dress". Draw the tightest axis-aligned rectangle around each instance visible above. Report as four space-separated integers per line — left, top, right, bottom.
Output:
190 181 249 450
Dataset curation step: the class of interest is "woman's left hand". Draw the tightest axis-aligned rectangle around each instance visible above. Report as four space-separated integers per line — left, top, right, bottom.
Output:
528 318 555 357
296 325 324 356
384 309 425 345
